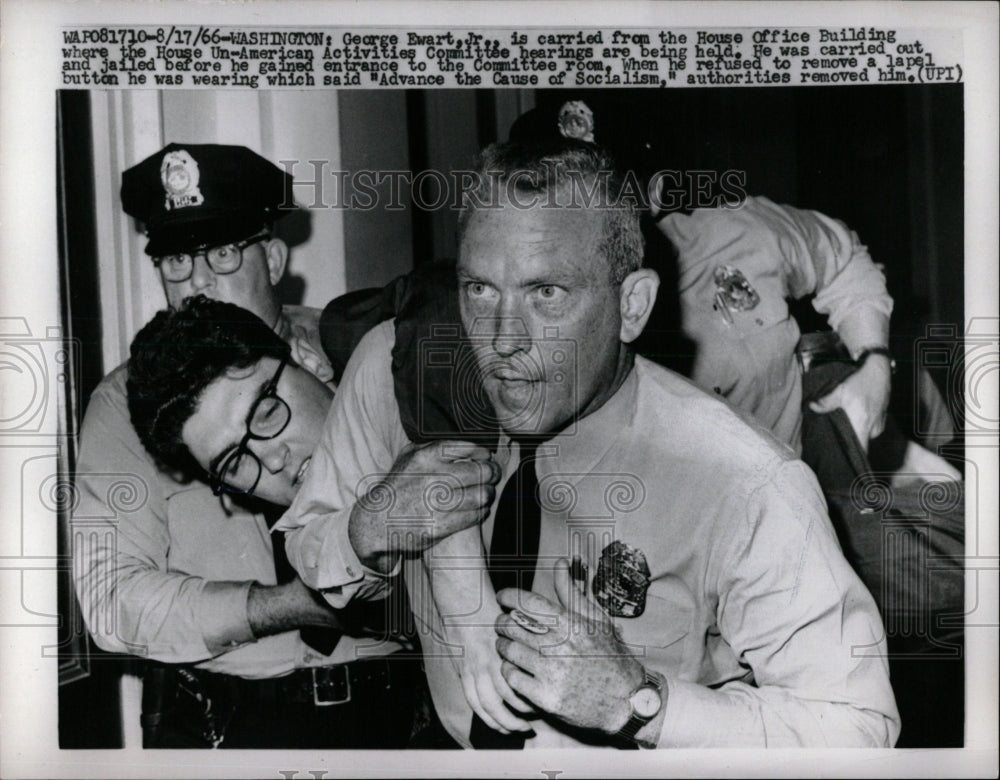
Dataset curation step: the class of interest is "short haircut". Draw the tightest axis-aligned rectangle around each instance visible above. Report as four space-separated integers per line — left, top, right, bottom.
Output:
127 295 290 477
458 140 645 285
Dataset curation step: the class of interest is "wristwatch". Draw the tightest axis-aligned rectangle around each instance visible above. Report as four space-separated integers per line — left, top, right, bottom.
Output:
616 667 664 743
856 346 897 375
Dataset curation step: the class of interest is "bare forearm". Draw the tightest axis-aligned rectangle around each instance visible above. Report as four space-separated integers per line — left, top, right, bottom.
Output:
347 501 401 575
346 440 500 573
424 526 495 624
246 579 346 639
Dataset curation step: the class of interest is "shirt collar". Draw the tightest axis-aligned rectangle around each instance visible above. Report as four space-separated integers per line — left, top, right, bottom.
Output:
501 365 640 481
273 310 292 342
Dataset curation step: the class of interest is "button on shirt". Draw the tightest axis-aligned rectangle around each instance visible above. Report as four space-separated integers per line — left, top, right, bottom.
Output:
279 321 899 747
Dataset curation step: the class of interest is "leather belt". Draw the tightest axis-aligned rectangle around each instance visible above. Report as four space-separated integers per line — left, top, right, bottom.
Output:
181 656 402 709
279 659 393 706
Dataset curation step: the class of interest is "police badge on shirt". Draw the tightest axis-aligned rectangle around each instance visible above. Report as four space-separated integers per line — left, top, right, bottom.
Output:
592 540 652 618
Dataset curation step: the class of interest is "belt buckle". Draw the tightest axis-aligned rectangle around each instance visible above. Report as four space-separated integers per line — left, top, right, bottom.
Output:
312 665 351 707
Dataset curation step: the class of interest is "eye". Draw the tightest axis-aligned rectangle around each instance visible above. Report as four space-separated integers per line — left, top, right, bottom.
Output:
255 397 281 421
213 245 234 260
466 282 488 297
250 397 286 435
221 451 247 479
162 254 187 269
534 284 566 303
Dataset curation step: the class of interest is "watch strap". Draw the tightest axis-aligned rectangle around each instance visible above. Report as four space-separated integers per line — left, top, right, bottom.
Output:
616 668 663 743
856 346 897 374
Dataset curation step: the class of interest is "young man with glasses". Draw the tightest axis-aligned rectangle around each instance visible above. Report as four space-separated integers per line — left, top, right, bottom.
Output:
71 144 425 748
128 302 334 510
126 295 500 747
205 352 297 499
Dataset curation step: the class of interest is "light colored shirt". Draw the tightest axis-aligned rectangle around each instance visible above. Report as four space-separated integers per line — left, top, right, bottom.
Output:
280 320 900 747
72 307 397 679
662 196 893 450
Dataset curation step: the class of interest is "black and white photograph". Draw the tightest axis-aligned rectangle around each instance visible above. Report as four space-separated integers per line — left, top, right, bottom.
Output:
1 2 996 778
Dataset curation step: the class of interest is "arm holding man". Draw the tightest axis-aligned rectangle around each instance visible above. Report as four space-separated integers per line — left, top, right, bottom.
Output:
276 319 527 732
77 145 430 749
276 317 500 590
74 144 344 667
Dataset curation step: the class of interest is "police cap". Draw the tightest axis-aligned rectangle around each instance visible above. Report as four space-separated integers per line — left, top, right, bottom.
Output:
120 143 294 257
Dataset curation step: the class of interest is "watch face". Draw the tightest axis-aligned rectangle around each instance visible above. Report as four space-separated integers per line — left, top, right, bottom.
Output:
630 685 662 718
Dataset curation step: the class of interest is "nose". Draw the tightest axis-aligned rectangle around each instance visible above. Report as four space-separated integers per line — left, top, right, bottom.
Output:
254 439 289 475
490 301 532 358
189 252 216 291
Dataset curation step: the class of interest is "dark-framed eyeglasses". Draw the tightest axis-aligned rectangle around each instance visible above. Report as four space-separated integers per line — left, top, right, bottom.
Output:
154 233 268 283
210 355 291 497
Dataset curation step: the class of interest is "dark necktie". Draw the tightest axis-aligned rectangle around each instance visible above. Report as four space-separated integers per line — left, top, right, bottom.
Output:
469 441 542 749
270 527 342 657
487 441 542 592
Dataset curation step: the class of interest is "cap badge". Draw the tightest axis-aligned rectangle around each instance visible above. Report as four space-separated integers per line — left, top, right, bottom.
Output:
160 150 205 210
558 100 596 143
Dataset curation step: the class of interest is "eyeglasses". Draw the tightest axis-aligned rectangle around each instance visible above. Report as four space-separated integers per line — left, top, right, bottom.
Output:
210 355 291 496
154 234 267 283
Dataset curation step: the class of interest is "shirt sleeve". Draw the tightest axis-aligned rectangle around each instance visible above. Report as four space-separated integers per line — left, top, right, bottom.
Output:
756 196 894 356
279 322 409 607
656 460 900 747
72 373 256 662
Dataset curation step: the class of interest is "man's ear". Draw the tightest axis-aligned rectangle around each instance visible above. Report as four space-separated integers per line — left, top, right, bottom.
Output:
619 268 659 344
647 174 665 219
264 237 289 287
289 335 336 385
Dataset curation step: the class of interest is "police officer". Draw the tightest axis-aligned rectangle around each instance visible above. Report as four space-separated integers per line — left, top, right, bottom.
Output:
72 143 424 748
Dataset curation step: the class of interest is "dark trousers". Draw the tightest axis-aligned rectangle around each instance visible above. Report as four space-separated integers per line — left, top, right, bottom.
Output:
141 654 433 749
800 355 965 747
801 360 965 636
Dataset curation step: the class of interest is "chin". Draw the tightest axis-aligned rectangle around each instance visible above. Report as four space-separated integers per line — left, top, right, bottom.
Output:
487 387 541 432
494 406 557 438
256 487 292 508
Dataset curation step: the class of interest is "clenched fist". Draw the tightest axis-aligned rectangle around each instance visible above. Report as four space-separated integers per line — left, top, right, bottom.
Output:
349 440 501 571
